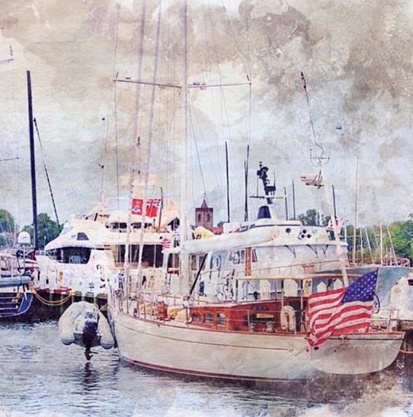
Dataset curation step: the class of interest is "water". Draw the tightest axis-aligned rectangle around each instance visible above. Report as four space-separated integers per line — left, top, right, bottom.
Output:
0 322 413 417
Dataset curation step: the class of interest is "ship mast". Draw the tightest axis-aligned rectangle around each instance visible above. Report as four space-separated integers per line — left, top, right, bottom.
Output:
27 70 39 250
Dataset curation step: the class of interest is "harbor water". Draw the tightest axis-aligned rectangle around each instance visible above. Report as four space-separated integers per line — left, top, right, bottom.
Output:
1 321 413 417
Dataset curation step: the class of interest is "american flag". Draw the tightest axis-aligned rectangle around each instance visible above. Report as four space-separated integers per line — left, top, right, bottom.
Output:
306 270 378 347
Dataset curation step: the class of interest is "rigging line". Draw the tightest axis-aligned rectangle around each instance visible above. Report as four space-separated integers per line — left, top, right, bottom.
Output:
188 82 250 89
202 3 236 195
204 2 230 134
113 5 121 212
114 79 181 89
188 91 223 194
247 74 252 148
33 118 59 225
219 0 253 152
124 0 148 310
151 92 179 197
188 105 208 199
300 71 326 166
114 80 120 212
219 0 252 77
0 157 19 162
206 1 252 192
99 117 108 204
137 0 164 273
132 0 148 180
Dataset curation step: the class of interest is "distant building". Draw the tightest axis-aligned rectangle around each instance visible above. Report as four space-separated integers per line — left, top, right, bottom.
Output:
195 198 213 231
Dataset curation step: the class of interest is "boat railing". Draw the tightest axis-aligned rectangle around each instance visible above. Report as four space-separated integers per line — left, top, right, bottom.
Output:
348 257 411 268
231 259 346 280
372 308 400 332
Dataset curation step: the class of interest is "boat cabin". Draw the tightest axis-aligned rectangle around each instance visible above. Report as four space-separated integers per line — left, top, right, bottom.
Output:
187 298 306 333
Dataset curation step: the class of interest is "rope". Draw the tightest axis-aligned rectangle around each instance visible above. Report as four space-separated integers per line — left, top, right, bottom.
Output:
33 118 59 224
30 286 73 306
400 349 413 355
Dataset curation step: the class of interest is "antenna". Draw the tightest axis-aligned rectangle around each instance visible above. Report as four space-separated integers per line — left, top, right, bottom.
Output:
300 72 329 169
256 161 276 204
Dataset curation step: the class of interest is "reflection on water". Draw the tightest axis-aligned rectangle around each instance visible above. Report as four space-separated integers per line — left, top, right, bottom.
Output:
0 322 412 417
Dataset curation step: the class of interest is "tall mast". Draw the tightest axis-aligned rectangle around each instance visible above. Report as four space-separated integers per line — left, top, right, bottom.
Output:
243 145 249 222
225 141 230 223
27 70 38 250
179 0 190 293
352 157 359 265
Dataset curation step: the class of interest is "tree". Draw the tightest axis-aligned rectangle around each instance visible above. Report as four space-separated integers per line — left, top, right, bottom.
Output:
387 216 413 260
22 213 62 249
0 209 17 247
298 209 331 226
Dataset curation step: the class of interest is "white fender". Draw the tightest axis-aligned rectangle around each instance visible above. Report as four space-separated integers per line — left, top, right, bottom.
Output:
280 305 296 332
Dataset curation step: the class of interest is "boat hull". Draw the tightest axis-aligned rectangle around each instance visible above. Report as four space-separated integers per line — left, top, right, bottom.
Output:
110 308 404 381
0 291 34 318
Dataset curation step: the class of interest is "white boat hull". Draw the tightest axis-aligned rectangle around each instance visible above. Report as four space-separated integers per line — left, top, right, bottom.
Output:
110 308 404 381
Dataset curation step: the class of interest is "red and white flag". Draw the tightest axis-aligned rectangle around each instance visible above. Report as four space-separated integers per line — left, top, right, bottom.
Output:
131 198 161 217
306 270 378 347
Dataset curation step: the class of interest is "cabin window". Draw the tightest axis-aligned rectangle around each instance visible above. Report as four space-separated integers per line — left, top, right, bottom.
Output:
231 249 257 265
167 253 180 271
191 255 198 271
217 313 226 325
192 312 202 323
115 244 163 267
199 255 207 270
76 232 89 241
46 247 92 264
205 313 214 324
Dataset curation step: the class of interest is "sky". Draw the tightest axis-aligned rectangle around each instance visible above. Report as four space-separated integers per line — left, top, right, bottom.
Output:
0 0 412 229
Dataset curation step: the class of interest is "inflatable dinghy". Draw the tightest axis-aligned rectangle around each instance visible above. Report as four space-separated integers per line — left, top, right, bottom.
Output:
59 301 114 359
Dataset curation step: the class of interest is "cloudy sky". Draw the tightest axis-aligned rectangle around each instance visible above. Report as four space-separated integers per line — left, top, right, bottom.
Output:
0 0 412 229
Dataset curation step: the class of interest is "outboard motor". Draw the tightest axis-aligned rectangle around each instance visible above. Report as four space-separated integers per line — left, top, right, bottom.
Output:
82 307 99 360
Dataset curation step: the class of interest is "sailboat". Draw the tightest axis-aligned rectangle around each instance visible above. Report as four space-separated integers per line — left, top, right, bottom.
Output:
0 240 34 318
107 1 405 386
0 71 39 320
108 166 404 382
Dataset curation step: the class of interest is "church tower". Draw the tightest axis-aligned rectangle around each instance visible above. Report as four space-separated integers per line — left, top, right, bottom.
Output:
195 198 213 231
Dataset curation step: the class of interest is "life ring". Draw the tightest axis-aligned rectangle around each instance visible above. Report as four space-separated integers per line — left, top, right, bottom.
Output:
280 305 296 332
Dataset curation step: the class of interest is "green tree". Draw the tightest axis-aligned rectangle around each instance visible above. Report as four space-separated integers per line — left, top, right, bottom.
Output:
0 209 17 247
298 209 332 226
0 209 16 233
22 213 62 249
387 216 413 260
